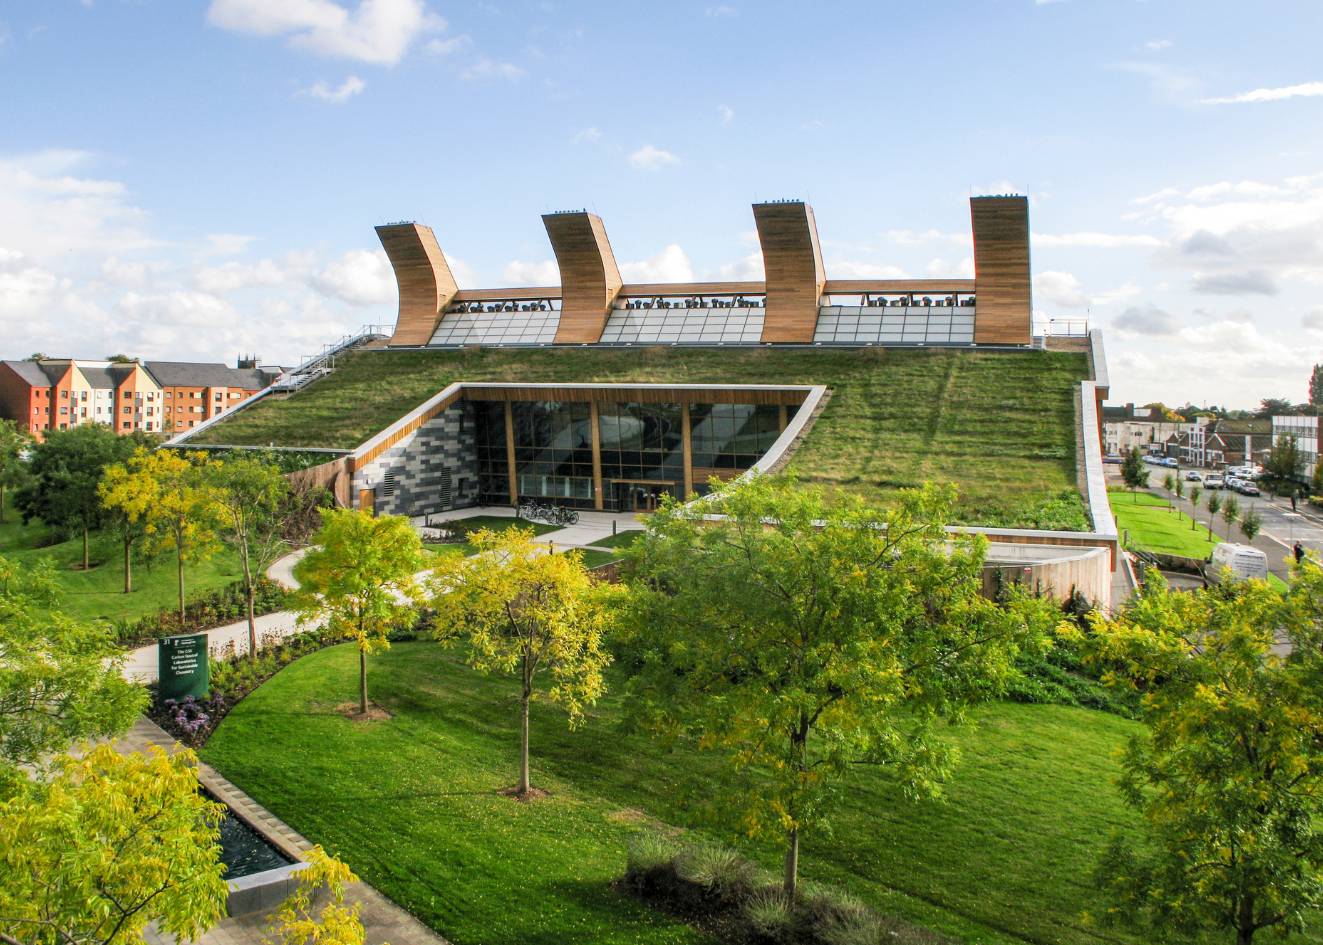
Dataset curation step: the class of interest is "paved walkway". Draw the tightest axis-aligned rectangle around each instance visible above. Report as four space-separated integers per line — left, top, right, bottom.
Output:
116 718 448 945
123 549 309 684
415 504 645 549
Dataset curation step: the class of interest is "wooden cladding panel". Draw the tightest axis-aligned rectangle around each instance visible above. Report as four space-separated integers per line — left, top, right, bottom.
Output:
545 212 622 344
970 197 1032 345
754 202 826 343
377 224 458 346
823 279 976 294
620 281 767 297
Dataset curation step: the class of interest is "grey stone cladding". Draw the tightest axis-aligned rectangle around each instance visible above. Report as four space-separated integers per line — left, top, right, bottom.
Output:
352 404 479 517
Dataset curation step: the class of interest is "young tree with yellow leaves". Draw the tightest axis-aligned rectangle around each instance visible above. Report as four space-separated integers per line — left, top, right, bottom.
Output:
294 509 425 716
0 745 228 945
1072 569 1323 945
99 449 224 626
429 526 615 798
263 846 368 945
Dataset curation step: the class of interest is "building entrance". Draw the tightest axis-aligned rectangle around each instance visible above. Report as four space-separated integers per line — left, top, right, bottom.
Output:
611 480 674 512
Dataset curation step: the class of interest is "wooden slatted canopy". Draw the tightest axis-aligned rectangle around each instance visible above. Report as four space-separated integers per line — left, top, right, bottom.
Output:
970 196 1032 344
544 211 622 343
753 201 826 342
376 223 458 346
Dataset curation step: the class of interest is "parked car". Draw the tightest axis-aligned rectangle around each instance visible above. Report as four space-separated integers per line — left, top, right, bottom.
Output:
1237 482 1261 496
1161 457 1179 468
1204 474 1225 489
1103 454 1122 465
1185 470 1202 482
1226 476 1244 491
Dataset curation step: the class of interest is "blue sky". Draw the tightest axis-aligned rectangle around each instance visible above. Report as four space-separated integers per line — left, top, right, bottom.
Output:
2 0 1322 408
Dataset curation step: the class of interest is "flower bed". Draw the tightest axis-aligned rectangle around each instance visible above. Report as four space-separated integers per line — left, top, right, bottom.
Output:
114 577 290 648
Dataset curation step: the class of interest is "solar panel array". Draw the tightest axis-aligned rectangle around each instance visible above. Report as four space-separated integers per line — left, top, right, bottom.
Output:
813 306 975 345
598 307 765 344
429 310 561 346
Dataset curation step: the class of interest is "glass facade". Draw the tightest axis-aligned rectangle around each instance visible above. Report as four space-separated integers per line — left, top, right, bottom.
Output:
813 306 975 344
470 399 790 510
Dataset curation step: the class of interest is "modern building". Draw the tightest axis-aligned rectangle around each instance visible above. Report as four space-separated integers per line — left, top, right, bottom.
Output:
0 358 284 440
1271 415 1320 480
374 195 1034 351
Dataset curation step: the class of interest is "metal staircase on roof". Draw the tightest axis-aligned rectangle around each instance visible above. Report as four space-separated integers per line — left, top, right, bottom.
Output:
271 325 390 394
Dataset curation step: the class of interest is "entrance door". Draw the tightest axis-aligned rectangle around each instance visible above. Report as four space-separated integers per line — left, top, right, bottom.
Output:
617 483 669 512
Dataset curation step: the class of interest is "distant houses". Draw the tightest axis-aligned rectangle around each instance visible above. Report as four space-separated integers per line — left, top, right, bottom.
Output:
0 357 286 440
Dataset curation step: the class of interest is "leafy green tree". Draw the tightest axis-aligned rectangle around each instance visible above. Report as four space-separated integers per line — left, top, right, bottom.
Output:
0 555 144 777
1162 472 1176 497
430 526 616 798
1173 476 1184 504
263 846 367 945
295 509 425 715
1239 508 1262 543
1222 494 1241 540
14 425 133 571
1069 572 1323 945
0 419 31 525
1207 492 1223 539
1311 364 1323 409
206 453 290 659
99 449 223 625
1263 435 1303 495
623 477 1053 898
1188 484 1203 530
1121 448 1149 500
1256 397 1293 418
0 744 228 945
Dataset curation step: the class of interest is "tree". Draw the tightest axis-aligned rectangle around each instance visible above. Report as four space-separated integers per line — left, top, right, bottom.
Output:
429 526 615 799
100 449 223 625
1239 508 1262 542
294 509 424 715
0 744 228 945
1188 484 1203 530
1121 447 1149 501
1162 472 1176 497
1256 397 1293 418
1311 364 1323 409
0 555 144 776
1207 492 1222 539
1263 435 1303 495
1173 476 1184 504
206 453 289 659
622 477 1053 899
104 354 136 364
263 846 367 945
1222 494 1241 540
0 419 30 525
1070 573 1323 945
14 425 133 571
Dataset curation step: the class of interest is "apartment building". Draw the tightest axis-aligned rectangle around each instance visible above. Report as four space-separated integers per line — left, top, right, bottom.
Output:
0 358 284 440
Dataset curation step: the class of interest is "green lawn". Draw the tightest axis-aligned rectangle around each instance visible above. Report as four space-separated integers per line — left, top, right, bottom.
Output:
204 643 1161 945
1109 489 1221 558
591 530 645 550
457 514 559 537
0 494 244 625
192 347 1090 530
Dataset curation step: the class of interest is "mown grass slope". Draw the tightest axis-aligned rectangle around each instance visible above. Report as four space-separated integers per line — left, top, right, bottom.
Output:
194 347 1089 529
204 642 1154 945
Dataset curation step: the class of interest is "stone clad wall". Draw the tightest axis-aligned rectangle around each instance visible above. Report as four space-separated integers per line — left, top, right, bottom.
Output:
351 404 479 517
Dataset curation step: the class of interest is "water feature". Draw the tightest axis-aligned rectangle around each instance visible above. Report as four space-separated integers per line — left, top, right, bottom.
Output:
211 796 293 879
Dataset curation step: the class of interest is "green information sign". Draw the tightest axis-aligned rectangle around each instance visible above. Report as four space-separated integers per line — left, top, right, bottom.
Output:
158 633 209 701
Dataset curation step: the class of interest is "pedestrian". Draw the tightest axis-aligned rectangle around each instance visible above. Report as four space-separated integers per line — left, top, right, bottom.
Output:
1294 542 1305 565
1291 489 1298 512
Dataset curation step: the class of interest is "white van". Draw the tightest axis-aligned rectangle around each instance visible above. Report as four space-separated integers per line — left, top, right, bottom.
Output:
1209 543 1269 583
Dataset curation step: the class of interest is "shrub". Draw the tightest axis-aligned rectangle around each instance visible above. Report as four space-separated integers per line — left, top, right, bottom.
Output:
625 831 683 879
674 842 757 904
113 577 291 647
743 888 793 938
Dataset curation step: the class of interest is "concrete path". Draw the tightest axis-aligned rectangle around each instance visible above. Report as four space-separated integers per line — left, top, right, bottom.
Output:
414 504 645 548
123 548 310 684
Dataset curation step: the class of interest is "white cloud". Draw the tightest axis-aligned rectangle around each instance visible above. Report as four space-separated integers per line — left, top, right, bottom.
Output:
1303 309 1323 334
195 256 300 294
425 33 470 56
619 244 694 283
1144 39 1173 53
501 259 560 285
704 5 737 16
718 104 734 125
1191 270 1279 296
1110 61 1200 102
830 260 907 279
715 251 764 281
302 74 366 103
100 256 155 287
573 126 602 144
460 57 524 81
203 233 257 257
1034 270 1088 309
1113 304 1180 336
1203 81 1323 105
628 145 679 171
206 0 442 65
309 248 396 304
1032 231 1163 249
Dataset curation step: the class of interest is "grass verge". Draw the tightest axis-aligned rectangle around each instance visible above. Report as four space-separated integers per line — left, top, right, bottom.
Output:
1109 489 1221 558
204 642 1157 945
0 494 244 625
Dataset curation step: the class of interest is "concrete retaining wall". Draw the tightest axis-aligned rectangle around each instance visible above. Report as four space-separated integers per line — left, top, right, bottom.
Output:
983 543 1112 608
